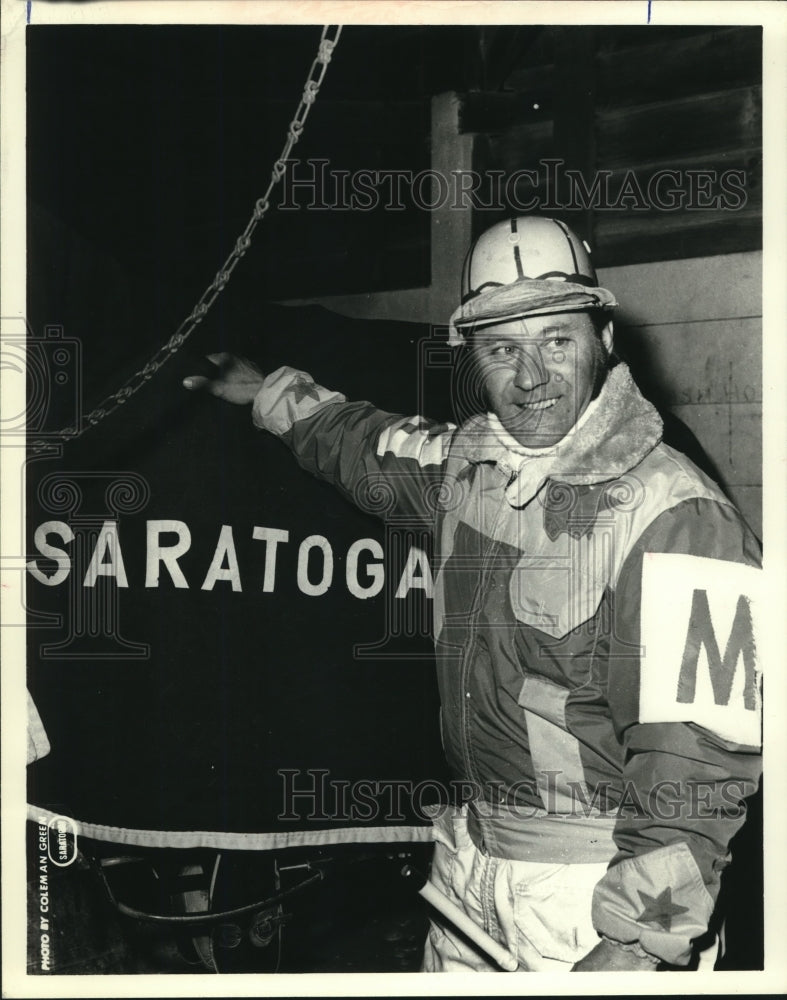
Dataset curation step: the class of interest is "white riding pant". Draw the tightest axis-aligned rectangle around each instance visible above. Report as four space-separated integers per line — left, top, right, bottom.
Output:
421 806 608 972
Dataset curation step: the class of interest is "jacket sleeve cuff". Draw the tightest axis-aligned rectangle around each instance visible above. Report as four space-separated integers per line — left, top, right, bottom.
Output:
599 935 660 964
592 842 714 966
251 366 346 437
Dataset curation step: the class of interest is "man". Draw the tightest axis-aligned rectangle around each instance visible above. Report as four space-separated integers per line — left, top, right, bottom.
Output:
184 216 762 972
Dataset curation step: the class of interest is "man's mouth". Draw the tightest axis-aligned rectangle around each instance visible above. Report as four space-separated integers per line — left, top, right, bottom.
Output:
515 397 560 412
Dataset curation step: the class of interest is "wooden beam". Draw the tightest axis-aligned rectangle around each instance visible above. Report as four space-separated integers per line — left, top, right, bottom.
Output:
593 210 762 267
488 120 554 173
595 27 761 109
458 89 553 134
552 26 596 244
594 25 721 53
499 148 761 212
596 87 762 169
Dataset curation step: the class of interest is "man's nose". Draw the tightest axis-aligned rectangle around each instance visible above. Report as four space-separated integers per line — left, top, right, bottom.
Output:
512 344 549 391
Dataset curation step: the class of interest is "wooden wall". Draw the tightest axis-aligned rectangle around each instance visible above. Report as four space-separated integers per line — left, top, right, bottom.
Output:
460 25 762 266
600 251 762 538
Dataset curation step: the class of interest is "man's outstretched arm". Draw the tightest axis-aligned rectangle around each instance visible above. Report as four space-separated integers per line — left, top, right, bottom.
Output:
183 354 457 527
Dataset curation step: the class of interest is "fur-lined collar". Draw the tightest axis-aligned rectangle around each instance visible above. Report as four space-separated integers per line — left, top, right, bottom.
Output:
452 361 663 508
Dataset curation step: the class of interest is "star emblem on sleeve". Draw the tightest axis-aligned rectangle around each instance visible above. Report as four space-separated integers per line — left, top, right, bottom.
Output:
636 887 689 931
286 374 322 404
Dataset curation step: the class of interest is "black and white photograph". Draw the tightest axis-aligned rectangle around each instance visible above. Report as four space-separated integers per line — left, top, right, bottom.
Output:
2 1 785 995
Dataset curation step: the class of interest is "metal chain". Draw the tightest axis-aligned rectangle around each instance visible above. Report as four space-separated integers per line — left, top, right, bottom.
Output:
32 25 342 452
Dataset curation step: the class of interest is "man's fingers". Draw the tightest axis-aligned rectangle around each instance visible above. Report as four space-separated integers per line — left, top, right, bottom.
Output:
183 375 214 393
183 352 262 405
206 351 233 367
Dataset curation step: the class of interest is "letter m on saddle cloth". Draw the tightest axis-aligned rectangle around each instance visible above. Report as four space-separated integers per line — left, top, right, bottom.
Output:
639 554 762 747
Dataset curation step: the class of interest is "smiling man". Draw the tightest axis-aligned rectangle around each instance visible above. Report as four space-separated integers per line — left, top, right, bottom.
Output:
470 311 612 447
184 216 761 973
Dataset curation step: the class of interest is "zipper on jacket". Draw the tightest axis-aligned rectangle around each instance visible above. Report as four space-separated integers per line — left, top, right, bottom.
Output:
458 488 511 789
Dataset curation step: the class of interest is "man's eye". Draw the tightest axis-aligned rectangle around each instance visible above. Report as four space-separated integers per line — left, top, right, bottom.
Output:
490 344 516 356
551 337 569 348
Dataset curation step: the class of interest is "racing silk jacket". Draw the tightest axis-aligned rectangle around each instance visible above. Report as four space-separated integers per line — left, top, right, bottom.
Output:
251 360 762 966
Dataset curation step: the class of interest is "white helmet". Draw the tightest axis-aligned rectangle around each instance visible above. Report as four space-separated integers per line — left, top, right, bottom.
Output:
448 216 617 345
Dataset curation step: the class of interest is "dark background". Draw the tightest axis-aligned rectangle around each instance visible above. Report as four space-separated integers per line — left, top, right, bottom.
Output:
26 25 461 836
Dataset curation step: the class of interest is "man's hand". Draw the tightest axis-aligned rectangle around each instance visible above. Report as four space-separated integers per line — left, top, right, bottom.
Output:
183 353 265 406
571 938 659 971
